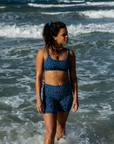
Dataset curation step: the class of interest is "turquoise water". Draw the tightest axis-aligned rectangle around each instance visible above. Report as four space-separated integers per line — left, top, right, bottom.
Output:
0 0 114 144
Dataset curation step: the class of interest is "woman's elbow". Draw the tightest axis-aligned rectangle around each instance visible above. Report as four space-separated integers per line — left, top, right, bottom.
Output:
70 74 77 83
36 73 43 83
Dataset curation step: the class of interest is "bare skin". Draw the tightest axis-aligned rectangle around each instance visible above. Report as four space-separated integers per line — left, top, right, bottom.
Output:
36 28 79 144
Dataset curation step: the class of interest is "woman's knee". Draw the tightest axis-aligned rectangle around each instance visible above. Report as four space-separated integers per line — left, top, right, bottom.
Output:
46 127 56 138
57 121 65 130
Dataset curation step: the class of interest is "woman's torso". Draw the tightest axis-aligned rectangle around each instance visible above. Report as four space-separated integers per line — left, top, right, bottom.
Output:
43 47 70 86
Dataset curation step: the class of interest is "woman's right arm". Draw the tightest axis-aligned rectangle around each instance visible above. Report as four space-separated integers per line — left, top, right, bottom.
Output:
35 48 44 114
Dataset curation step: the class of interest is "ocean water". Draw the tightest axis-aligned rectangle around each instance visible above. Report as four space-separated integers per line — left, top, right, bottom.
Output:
0 0 114 144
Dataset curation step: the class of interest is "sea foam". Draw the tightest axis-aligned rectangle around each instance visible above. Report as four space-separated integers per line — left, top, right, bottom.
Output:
1 23 114 38
40 9 114 19
0 96 24 108
86 1 114 7
67 23 114 37
28 3 78 8
28 1 114 8
0 23 44 38
0 6 6 9
80 9 114 18
40 11 72 15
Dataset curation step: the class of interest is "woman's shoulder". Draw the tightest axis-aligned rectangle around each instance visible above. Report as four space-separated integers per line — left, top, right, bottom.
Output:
36 47 46 56
64 48 74 56
36 47 47 60
66 48 75 61
38 47 46 53
69 49 74 55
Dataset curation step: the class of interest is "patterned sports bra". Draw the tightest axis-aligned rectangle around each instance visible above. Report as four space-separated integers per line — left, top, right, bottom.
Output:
43 47 70 72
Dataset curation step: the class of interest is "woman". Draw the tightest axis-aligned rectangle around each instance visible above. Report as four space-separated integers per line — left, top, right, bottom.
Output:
36 21 79 144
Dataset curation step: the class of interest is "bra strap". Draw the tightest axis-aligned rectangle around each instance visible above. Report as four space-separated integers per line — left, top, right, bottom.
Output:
68 49 70 58
45 46 49 56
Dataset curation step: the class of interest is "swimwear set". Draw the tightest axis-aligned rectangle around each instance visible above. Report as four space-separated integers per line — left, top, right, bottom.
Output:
42 47 73 114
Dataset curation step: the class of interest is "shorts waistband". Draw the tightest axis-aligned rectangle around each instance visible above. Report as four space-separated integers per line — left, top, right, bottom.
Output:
44 80 70 87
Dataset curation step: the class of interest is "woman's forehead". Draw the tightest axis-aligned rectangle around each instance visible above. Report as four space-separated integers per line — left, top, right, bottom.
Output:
59 28 67 34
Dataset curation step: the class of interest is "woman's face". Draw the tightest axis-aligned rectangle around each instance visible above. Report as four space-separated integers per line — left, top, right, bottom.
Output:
53 28 68 46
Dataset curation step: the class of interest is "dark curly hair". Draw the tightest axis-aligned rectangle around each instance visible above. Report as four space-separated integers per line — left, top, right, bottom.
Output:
43 21 66 49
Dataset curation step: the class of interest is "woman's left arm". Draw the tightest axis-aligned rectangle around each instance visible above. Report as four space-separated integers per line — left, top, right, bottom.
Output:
69 50 79 112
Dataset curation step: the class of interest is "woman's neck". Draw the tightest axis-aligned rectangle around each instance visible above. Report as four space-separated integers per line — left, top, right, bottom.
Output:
52 45 63 50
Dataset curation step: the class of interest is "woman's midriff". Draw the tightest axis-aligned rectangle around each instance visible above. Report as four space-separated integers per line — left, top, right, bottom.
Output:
44 71 69 86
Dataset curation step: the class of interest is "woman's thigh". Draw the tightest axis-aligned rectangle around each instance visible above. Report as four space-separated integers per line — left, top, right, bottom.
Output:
57 111 70 127
43 113 57 132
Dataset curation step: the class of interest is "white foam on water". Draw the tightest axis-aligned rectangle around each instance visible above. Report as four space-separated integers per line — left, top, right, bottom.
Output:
86 1 114 7
67 23 114 37
0 126 89 144
24 135 44 144
28 3 82 8
72 0 85 2
16 83 31 90
0 46 36 61
80 9 114 18
0 96 24 108
59 0 85 3
58 0 71 3
0 107 113 144
40 11 72 15
54 126 90 144
97 63 110 75
17 75 35 83
0 123 90 144
0 6 6 9
1 22 114 38
77 108 92 113
98 103 114 117
0 121 45 144
0 12 25 21
0 68 23 78
28 2 114 8
0 23 44 38
40 9 114 19
1 63 11 68
15 110 25 120
0 68 16 73
80 80 101 86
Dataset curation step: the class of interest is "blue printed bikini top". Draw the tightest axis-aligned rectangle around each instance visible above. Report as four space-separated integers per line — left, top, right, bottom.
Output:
43 47 70 72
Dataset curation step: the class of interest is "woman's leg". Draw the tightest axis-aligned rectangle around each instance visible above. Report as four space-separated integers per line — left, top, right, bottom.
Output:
43 113 57 144
56 111 70 140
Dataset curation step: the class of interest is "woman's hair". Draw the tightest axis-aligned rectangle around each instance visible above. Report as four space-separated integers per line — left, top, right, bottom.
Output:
43 21 66 49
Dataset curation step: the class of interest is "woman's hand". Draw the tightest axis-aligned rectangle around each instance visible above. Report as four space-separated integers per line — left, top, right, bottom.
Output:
36 99 44 114
72 99 79 112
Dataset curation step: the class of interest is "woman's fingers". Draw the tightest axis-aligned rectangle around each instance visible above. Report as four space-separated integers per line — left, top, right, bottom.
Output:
36 102 44 114
72 102 79 112
38 106 42 114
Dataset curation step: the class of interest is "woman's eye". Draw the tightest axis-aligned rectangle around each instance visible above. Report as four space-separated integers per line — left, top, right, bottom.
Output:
62 33 68 36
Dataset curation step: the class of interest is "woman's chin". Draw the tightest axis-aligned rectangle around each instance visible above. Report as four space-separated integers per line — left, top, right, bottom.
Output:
63 41 68 44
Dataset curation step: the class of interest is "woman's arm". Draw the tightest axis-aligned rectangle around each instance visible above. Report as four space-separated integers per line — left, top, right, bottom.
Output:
35 48 44 114
69 50 79 112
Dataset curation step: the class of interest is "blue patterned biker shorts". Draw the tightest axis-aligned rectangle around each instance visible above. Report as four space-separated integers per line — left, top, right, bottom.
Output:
42 81 73 114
